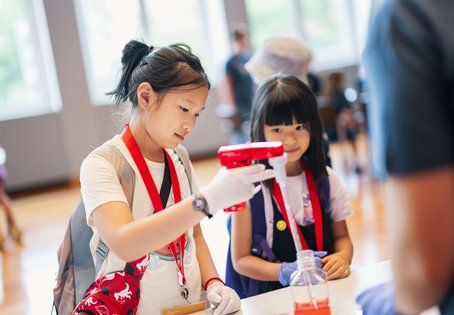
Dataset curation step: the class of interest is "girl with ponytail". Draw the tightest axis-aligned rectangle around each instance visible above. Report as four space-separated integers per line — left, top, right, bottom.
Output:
75 40 274 314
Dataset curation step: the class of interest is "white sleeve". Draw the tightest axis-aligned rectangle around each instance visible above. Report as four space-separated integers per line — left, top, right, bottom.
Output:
80 153 128 226
326 167 353 222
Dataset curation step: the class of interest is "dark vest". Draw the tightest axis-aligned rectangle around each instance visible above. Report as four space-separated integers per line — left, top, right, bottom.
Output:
225 177 332 298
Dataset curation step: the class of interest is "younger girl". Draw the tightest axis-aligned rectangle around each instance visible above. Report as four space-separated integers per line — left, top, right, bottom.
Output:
228 75 353 298
76 40 274 314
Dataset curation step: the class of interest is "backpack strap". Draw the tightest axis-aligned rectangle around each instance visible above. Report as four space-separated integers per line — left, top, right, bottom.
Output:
71 199 97 305
173 145 193 193
93 145 136 273
70 145 136 303
96 145 136 207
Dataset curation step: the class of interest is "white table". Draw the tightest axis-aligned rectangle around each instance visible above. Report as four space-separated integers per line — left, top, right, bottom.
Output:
236 260 391 315
192 260 440 315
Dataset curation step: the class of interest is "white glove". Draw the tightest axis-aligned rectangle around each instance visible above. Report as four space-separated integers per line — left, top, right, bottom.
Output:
207 282 241 315
199 164 275 215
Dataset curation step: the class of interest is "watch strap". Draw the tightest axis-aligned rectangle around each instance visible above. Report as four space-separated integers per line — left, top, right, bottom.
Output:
193 193 212 218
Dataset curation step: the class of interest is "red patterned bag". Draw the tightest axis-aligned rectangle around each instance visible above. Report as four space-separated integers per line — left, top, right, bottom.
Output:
73 254 149 315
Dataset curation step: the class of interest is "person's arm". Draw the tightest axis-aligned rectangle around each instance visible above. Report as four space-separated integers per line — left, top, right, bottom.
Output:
321 220 353 280
231 205 281 281
388 167 454 314
86 160 275 262
93 197 205 262
192 223 222 287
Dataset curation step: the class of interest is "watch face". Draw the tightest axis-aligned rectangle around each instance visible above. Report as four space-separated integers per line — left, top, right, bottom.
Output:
194 194 206 210
193 194 211 218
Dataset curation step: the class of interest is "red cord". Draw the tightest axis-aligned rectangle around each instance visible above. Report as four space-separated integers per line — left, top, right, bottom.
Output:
204 277 225 289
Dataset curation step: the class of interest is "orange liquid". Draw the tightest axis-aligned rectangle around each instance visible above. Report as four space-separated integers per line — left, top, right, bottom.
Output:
294 299 331 315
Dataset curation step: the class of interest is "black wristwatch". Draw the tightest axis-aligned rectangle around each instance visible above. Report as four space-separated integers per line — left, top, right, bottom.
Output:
192 193 212 218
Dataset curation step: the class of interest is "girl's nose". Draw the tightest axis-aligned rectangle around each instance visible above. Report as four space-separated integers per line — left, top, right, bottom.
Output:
283 132 297 145
183 118 196 133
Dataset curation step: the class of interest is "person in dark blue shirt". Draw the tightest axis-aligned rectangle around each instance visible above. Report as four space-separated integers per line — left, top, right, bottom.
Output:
357 1 454 314
224 30 254 144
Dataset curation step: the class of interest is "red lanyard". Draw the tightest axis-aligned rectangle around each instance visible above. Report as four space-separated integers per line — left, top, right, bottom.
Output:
272 164 324 251
121 125 187 286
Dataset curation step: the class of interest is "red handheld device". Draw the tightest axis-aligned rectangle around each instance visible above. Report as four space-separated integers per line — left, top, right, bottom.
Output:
217 142 284 212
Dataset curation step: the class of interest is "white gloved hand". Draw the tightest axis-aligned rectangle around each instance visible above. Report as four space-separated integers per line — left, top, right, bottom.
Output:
199 164 275 215
207 282 241 315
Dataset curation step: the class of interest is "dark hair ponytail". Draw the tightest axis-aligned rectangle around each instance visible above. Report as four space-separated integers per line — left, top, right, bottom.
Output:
107 40 210 108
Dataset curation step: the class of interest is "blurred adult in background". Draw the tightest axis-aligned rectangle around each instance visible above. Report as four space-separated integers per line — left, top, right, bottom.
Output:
356 0 454 314
323 72 362 174
245 35 332 167
224 30 254 144
0 147 22 249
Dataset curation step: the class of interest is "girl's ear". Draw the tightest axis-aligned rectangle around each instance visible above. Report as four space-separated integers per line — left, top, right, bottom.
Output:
137 82 154 110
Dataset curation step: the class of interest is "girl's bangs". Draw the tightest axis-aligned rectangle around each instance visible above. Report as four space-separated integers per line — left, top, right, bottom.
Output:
263 98 308 126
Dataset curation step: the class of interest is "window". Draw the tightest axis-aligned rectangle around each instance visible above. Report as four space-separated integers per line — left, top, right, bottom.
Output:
74 0 141 105
0 0 61 121
244 0 293 49
74 0 229 106
299 0 357 68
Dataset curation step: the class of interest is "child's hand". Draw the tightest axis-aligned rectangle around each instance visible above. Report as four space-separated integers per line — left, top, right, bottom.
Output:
206 282 241 315
200 164 275 215
279 251 326 286
321 253 351 280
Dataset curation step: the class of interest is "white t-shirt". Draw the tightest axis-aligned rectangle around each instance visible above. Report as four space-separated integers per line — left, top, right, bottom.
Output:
80 135 201 314
256 166 353 248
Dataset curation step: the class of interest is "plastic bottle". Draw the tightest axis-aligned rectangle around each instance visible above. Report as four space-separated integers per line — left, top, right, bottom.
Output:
290 250 331 315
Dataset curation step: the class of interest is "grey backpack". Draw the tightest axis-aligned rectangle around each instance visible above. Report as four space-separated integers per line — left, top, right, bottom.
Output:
52 144 192 315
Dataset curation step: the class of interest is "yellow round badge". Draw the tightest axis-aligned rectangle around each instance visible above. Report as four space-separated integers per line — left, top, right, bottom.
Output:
276 220 287 231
